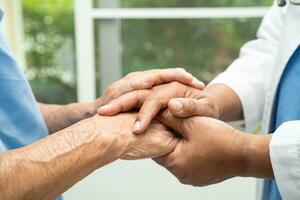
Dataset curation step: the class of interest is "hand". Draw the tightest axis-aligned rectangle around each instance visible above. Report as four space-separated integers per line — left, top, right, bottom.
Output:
0 112 177 200
98 81 219 134
153 110 247 186
120 120 179 160
92 113 178 161
93 68 205 110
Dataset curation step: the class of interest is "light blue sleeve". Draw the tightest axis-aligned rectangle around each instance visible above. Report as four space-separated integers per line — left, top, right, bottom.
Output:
0 30 48 151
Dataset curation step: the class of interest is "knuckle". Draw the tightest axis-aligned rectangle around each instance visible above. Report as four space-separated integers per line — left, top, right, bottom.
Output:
202 99 214 116
105 83 117 94
135 91 145 107
125 72 137 78
174 67 186 73
145 96 162 107
143 75 155 88
152 135 166 147
148 124 167 144
135 71 156 89
128 78 139 89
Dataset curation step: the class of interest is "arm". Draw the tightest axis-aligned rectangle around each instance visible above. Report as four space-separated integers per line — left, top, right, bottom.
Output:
38 102 98 134
0 113 177 200
39 68 204 134
0 115 121 200
210 1 285 131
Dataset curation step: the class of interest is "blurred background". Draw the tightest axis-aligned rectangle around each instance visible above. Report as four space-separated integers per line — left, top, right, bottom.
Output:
0 0 273 199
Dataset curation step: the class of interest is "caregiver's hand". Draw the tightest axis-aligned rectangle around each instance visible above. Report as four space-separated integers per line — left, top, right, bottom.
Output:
98 81 219 134
153 110 273 186
95 68 204 108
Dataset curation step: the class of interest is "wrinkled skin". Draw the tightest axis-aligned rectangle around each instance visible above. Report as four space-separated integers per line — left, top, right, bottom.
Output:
94 113 178 161
121 121 178 160
154 110 245 186
98 81 217 133
0 113 178 200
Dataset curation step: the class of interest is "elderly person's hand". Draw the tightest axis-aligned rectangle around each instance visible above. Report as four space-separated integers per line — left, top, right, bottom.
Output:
93 113 178 160
40 68 205 134
152 110 273 187
0 112 178 200
94 68 204 109
98 81 219 134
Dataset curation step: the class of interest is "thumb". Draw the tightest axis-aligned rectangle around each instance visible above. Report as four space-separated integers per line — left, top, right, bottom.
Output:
168 98 212 118
156 110 189 139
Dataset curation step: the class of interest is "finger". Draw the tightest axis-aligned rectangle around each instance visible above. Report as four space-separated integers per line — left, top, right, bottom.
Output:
144 68 205 90
102 68 204 106
168 98 214 118
132 98 164 134
124 68 204 95
156 110 189 139
132 83 185 134
98 90 150 116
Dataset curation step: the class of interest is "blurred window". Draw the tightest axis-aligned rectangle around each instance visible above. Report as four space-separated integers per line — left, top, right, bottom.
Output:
120 18 262 83
22 0 76 104
22 0 273 103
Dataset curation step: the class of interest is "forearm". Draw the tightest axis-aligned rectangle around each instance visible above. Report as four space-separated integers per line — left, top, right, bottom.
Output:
39 99 102 134
205 83 244 121
0 115 125 200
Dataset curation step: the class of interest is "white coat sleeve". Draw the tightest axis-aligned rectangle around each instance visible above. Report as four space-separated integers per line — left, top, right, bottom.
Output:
210 1 285 132
270 121 300 199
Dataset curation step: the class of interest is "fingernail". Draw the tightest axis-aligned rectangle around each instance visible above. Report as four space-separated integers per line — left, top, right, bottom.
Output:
133 121 141 132
170 100 183 112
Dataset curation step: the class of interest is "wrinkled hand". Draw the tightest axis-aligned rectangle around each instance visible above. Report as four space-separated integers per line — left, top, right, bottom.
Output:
93 113 178 161
153 110 246 186
98 81 219 134
94 68 204 109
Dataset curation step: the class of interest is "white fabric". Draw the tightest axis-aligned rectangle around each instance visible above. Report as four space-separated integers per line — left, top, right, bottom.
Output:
210 1 284 133
210 1 300 199
270 121 300 200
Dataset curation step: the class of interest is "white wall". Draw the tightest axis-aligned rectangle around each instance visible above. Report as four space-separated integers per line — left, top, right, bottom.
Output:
63 159 256 200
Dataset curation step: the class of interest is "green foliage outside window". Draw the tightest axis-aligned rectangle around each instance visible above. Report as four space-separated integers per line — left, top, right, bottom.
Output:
22 0 273 104
23 0 76 104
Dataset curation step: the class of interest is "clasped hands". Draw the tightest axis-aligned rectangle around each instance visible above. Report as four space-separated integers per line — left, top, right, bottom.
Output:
92 68 265 187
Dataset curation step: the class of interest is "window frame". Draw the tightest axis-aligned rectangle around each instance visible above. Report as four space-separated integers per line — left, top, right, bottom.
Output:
74 0 269 102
